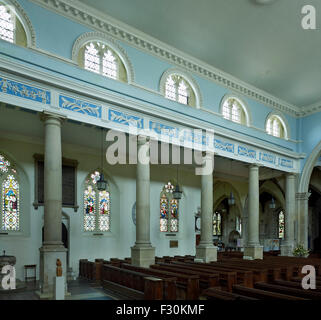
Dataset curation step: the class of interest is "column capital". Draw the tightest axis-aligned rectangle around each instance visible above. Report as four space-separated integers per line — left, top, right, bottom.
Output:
40 111 66 124
137 134 150 145
249 163 260 169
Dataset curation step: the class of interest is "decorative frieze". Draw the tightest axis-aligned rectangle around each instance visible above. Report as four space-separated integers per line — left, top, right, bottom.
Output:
108 109 144 128
0 77 50 104
59 95 102 118
238 145 256 159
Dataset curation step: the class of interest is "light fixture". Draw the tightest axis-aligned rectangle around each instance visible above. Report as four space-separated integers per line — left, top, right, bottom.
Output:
173 166 182 200
269 197 276 209
228 191 235 206
97 127 107 191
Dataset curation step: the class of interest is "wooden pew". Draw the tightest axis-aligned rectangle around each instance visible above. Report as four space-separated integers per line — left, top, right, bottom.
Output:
121 263 177 300
152 263 220 291
273 279 321 292
101 264 163 300
201 287 258 301
232 285 307 300
172 261 253 288
213 261 268 283
254 282 321 300
122 263 198 300
218 259 282 281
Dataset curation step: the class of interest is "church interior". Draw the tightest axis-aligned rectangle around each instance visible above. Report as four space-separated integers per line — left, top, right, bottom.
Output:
0 0 321 301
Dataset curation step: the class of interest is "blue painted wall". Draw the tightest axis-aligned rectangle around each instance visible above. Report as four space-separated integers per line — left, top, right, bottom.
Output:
1 0 308 156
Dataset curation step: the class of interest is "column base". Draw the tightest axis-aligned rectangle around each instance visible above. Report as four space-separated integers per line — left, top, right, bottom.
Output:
131 246 155 268
39 245 68 299
280 244 294 256
243 246 263 260
195 245 217 263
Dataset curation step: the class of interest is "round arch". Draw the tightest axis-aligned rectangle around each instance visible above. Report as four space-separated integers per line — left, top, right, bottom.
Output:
71 31 134 84
159 67 203 108
213 181 243 216
1 0 36 47
219 93 252 127
299 140 321 193
264 111 290 140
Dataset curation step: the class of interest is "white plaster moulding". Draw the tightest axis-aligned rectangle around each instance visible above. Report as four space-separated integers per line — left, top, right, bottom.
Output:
28 0 304 118
0 60 302 160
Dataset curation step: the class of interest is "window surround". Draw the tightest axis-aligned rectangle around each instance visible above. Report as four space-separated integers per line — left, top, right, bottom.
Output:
219 94 251 126
265 111 290 140
72 31 134 84
159 68 202 108
0 0 35 47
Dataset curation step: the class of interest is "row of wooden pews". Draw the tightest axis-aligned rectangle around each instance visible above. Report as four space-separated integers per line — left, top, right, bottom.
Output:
79 253 321 300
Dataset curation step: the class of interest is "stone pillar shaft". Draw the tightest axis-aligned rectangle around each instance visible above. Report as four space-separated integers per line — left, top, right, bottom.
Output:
296 192 310 249
131 136 155 267
244 164 263 260
199 169 213 245
38 112 67 299
43 115 63 245
196 154 217 262
247 165 260 246
135 136 151 246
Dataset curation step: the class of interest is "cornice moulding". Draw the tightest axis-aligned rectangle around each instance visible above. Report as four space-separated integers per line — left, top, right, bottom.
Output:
29 0 304 118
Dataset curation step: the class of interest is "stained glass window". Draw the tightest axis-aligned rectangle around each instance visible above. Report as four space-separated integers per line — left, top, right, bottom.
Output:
278 211 285 239
222 98 243 124
213 212 222 236
0 154 19 231
84 171 111 232
84 42 119 80
164 75 191 105
0 5 14 43
160 181 179 232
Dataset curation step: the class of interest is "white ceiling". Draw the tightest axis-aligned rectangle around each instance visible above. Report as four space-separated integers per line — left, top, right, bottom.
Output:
77 0 321 109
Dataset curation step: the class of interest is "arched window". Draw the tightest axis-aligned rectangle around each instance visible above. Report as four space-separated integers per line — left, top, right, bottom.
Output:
278 210 285 239
84 170 110 232
0 154 19 231
221 97 247 125
0 1 31 47
266 115 287 139
164 74 195 106
213 212 222 236
160 181 179 232
77 40 130 82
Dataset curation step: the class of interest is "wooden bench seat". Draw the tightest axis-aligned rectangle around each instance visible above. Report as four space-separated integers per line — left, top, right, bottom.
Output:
172 261 253 288
201 287 258 301
232 285 307 300
273 279 321 292
121 263 177 300
254 281 321 300
213 261 268 282
154 262 220 290
101 264 163 300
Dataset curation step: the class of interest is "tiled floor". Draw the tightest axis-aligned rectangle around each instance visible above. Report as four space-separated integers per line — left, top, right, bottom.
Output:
0 279 116 300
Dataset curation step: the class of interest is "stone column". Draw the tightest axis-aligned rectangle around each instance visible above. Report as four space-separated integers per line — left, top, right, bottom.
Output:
196 153 217 262
38 112 67 299
244 164 263 260
131 135 155 267
280 174 296 256
296 192 310 250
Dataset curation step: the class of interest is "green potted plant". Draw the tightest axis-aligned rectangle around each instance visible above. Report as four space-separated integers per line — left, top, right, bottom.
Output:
292 244 310 257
